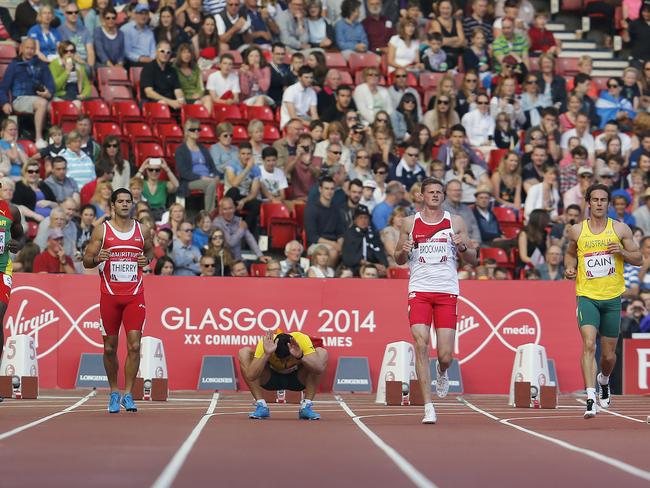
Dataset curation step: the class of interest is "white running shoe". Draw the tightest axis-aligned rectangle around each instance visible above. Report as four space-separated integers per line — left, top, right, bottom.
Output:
597 374 611 409
583 398 597 419
422 404 437 424
436 364 449 398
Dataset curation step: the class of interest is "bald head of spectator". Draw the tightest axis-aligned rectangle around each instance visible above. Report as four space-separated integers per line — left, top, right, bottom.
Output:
501 17 514 39
325 69 342 91
219 197 236 223
545 245 562 268
384 181 405 205
445 179 462 204
19 37 37 62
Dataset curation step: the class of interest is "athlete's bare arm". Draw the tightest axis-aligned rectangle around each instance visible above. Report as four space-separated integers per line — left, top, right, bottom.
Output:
8 204 25 253
451 215 478 266
138 229 154 268
246 331 276 381
82 224 109 269
612 221 642 266
394 215 415 266
564 224 579 280
289 337 326 374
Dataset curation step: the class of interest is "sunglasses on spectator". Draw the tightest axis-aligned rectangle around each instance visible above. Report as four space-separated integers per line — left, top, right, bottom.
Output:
395 74 408 78
212 235 224 240
66 10 79 15
300 145 311 151
104 15 116 20
202 262 216 267
26 169 39 174
438 100 449 105
465 78 478 83
188 127 201 132
376 170 387 175
148 168 161 172
221 133 232 138
106 143 118 148
64 48 76 54
329 150 342 155
477 100 489 105
159 49 171 55
404 99 416 104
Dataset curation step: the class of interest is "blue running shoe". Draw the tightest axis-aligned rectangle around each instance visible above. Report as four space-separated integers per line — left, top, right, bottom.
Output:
298 403 320 420
108 392 120 413
121 393 137 412
249 403 270 419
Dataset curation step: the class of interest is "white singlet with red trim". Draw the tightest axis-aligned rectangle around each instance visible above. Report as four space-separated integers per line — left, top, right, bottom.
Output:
99 220 145 296
408 211 458 294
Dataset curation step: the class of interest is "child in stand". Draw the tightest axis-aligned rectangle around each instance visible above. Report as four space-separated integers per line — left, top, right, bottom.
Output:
493 113 520 150
421 32 448 73
39 125 66 174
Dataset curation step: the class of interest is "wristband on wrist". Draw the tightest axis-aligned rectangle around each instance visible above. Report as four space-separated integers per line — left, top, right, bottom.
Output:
297 352 304 360
458 244 468 253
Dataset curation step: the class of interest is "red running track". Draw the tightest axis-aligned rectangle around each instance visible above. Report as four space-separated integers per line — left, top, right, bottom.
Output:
1 391 649 488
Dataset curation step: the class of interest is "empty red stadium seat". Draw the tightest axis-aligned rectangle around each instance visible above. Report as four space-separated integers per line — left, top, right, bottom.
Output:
348 52 380 73
134 142 164 166
111 101 141 123
488 148 509 173
17 140 38 158
123 122 156 144
155 123 184 144
492 206 519 223
198 124 217 143
244 105 275 123
325 52 347 70
232 125 248 143
0 44 16 62
480 247 514 270
143 102 172 124
93 122 122 140
387 267 410 279
97 66 129 86
260 202 292 230
182 104 212 125
250 263 266 277
262 125 280 144
50 100 80 125
100 85 133 102
82 99 113 122
212 103 244 124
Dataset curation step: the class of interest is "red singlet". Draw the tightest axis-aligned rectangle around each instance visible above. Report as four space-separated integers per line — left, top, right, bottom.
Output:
98 221 146 336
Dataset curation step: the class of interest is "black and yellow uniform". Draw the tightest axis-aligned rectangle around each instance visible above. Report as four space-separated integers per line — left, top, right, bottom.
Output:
254 332 316 391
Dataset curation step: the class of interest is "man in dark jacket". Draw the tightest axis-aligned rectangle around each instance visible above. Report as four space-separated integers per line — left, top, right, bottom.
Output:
472 186 513 250
342 205 388 276
0 37 54 149
304 176 346 265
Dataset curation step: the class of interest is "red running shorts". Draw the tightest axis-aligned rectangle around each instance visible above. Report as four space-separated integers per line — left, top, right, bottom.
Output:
407 291 458 329
0 273 11 304
99 293 146 336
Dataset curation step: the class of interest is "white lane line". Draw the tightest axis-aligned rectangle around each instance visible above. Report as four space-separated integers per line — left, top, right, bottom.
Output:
460 398 650 482
336 396 438 488
0 391 96 442
150 393 219 488
575 399 646 424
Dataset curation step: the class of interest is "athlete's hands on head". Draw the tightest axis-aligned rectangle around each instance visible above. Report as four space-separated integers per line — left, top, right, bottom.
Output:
262 330 277 355
137 253 148 267
564 267 577 280
96 249 111 262
288 337 302 359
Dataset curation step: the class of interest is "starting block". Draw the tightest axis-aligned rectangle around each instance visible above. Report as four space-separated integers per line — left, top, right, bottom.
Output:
136 337 168 401
509 343 554 407
385 379 425 406
0 375 11 397
513 381 558 409
261 389 303 404
375 341 417 404
0 334 39 399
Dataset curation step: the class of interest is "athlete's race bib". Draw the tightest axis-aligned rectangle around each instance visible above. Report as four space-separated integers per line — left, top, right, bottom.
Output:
583 251 615 279
0 232 5 255
417 237 449 264
109 261 138 282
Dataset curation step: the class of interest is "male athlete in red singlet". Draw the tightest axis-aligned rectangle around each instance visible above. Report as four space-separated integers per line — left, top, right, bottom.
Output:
395 178 478 424
83 188 152 413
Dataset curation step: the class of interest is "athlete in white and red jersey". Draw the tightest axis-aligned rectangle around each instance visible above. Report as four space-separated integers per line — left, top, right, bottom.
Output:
395 178 477 424
83 188 152 414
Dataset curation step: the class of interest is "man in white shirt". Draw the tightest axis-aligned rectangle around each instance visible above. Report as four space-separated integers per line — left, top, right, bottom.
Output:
215 0 252 51
280 66 319 129
633 188 650 235
560 112 595 159
594 120 632 157
461 92 495 146
259 146 289 202
524 164 560 222
207 53 241 105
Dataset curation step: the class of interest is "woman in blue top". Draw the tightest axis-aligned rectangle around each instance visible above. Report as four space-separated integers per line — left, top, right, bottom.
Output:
29 6 62 62
84 0 113 42
0 119 29 179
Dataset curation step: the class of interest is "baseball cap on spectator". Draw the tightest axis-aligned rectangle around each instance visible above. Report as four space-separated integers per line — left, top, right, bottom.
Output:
577 167 594 176
598 167 614 178
134 3 150 13
48 228 64 240
362 180 377 189
475 186 492 197
503 55 518 67
353 205 370 218
611 189 631 205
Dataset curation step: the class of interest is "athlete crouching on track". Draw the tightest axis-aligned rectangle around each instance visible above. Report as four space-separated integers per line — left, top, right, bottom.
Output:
238 331 328 420
394 177 478 424
83 188 153 414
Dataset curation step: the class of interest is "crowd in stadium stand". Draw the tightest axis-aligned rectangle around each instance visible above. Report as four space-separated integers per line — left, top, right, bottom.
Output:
0 0 648 320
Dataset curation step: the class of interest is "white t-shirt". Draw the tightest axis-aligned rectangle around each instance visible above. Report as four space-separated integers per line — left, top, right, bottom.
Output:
595 132 632 156
388 35 418 73
280 81 317 128
260 166 288 198
560 129 595 153
206 70 240 97
215 12 251 36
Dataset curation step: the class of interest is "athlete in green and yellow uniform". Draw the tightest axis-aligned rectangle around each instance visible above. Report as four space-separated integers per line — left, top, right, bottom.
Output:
0 186 25 402
565 184 641 419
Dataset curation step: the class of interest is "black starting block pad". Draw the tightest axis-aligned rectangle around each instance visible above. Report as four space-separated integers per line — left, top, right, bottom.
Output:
197 356 237 390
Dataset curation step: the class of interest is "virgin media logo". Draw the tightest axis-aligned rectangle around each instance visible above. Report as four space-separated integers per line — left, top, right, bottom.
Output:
4 286 103 358
432 296 541 365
